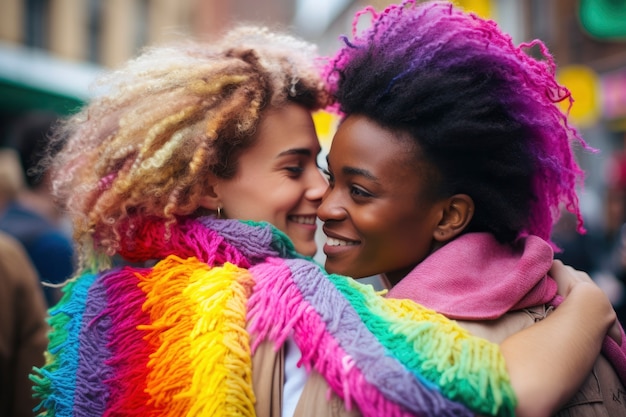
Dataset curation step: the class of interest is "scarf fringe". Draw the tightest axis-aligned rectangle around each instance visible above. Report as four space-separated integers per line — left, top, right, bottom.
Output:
73 277 112 416
34 218 516 417
31 273 98 416
139 256 256 416
333 276 515 416
119 217 250 267
102 267 153 416
248 258 483 417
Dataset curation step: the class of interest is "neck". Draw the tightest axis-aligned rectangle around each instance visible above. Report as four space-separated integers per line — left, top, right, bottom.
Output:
383 265 417 288
383 241 446 288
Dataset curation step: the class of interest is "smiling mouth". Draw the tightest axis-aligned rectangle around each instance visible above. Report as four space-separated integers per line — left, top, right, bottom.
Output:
326 237 359 246
289 215 316 225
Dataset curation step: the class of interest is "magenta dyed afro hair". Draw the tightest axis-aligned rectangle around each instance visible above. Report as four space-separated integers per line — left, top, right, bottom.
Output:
325 0 590 245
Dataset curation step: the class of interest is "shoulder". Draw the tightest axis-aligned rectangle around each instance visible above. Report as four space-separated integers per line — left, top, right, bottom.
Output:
455 307 541 344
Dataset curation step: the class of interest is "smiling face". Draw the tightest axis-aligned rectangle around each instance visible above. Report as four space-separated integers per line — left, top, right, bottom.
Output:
318 114 449 284
210 103 327 257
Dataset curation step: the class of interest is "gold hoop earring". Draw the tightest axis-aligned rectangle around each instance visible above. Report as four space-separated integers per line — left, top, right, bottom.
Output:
217 205 223 219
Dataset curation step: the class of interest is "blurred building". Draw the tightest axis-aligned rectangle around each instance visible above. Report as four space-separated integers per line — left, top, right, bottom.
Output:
2 0 626 288
0 0 625 185
525 0 626 171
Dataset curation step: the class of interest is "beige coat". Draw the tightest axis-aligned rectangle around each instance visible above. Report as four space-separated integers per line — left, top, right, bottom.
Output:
252 339 359 417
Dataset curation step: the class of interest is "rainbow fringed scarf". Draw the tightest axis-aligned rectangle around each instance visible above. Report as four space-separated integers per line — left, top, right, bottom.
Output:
32 217 517 417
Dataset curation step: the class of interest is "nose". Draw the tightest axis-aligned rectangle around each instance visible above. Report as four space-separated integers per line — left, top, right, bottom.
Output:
305 165 328 202
317 186 344 222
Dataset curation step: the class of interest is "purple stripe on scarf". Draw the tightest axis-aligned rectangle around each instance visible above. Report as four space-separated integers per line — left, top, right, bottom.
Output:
284 258 472 417
73 273 113 417
198 217 291 261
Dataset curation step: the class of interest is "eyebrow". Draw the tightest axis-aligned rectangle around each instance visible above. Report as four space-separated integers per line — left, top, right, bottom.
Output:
343 166 378 181
326 156 378 181
278 148 312 157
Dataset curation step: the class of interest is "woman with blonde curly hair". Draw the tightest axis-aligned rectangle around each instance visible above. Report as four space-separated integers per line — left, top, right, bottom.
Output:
50 27 328 267
31 24 616 417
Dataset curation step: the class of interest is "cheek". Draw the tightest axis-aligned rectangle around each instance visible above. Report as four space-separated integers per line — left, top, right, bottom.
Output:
378 213 433 254
268 184 304 209
223 184 275 221
353 205 390 231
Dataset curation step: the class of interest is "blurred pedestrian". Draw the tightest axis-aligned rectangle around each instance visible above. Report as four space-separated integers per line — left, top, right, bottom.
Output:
0 219 48 416
0 111 75 306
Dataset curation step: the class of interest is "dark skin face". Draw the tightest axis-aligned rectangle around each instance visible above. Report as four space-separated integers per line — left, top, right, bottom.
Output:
318 114 459 285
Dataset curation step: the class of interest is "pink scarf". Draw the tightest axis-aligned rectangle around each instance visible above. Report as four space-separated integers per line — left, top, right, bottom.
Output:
387 232 626 382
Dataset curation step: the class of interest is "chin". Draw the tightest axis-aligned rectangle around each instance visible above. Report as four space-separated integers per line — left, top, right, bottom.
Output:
325 261 364 278
323 260 342 275
296 244 316 258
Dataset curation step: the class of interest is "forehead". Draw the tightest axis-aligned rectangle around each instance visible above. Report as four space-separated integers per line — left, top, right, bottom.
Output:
329 115 418 177
246 103 321 158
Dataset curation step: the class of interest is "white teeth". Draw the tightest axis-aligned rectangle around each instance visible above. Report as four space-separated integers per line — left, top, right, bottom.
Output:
327 237 358 246
291 216 316 225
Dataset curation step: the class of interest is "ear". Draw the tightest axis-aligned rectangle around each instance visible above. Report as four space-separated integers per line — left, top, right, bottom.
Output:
197 175 222 211
433 194 474 242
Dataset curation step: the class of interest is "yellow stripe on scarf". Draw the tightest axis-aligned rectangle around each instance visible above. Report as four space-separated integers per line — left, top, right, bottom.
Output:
138 255 256 416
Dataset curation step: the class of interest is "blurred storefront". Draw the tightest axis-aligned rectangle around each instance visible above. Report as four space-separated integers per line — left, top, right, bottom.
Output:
2 0 626 287
0 0 625 180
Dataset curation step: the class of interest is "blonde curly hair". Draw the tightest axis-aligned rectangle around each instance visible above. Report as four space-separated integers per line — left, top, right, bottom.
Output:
49 26 329 270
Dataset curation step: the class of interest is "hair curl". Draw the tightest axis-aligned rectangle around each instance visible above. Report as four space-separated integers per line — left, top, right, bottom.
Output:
50 26 328 269
325 0 589 246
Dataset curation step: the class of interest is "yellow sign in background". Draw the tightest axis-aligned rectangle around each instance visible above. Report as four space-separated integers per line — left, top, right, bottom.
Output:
453 0 493 18
557 65 600 128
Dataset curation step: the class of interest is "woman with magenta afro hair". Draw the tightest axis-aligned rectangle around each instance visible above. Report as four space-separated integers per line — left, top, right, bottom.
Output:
325 0 584 246
318 1 626 416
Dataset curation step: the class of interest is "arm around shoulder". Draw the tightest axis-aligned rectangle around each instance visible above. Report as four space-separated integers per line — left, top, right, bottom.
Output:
500 261 616 417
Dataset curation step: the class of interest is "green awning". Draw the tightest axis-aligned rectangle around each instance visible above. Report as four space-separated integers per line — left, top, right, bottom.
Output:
0 77 85 115
0 42 102 117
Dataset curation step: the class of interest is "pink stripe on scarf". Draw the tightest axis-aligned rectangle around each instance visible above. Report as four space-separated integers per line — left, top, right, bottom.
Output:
248 258 414 417
102 267 154 416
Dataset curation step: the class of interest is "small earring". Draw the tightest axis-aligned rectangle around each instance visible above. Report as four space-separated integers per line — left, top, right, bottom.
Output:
217 205 223 219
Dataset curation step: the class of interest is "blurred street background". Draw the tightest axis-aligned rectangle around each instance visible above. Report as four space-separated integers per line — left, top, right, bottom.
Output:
1 0 626 316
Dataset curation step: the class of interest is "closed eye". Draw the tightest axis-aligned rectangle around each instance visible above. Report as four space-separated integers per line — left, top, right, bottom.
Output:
350 186 372 198
285 166 304 175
